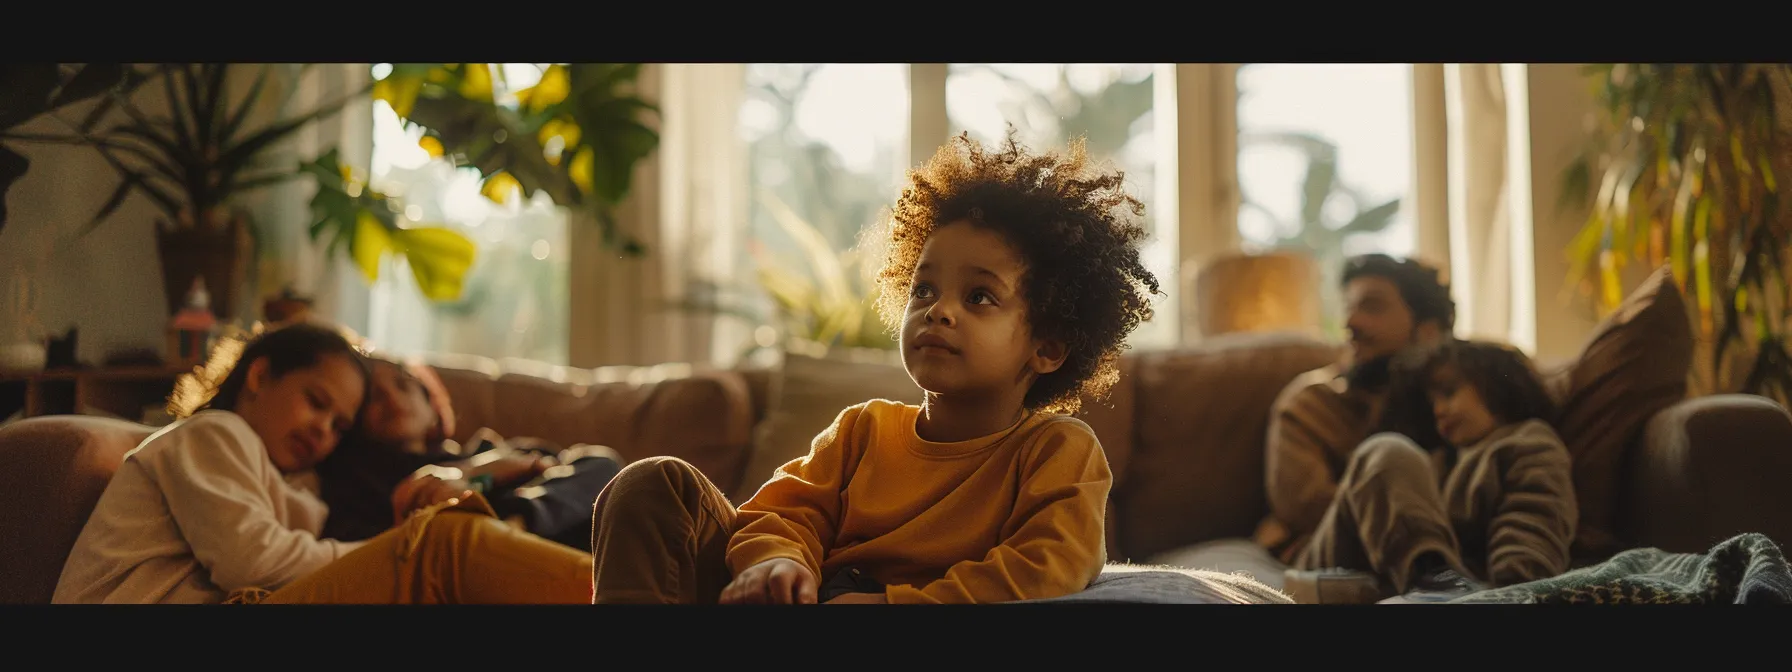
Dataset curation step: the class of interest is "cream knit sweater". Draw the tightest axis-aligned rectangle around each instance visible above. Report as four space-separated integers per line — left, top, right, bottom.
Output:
53 410 365 604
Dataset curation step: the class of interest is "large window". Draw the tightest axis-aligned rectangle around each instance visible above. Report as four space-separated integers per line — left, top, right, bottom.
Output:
732 64 909 354
1234 64 1416 333
364 64 570 365
945 64 1173 350
726 63 1177 357
354 63 1452 366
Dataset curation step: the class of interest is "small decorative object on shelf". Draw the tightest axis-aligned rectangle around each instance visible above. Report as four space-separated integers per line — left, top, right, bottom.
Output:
167 278 218 367
1 265 46 374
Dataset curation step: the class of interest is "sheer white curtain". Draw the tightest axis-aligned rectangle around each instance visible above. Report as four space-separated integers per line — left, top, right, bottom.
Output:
247 63 374 334
1412 63 1534 351
568 63 748 368
1446 63 1516 344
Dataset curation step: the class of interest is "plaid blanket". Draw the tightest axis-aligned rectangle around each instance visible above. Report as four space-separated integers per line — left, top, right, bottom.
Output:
1450 533 1792 604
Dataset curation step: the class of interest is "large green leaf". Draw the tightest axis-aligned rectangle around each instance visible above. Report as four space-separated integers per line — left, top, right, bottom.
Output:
1338 198 1400 236
302 148 478 303
377 63 660 255
352 210 394 282
1300 152 1337 228
394 227 478 301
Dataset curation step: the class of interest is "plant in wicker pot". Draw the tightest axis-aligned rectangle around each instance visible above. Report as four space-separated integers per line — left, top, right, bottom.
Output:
7 63 489 324
7 64 375 319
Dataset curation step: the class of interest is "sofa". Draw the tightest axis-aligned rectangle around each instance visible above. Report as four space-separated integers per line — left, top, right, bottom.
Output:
5 268 1791 604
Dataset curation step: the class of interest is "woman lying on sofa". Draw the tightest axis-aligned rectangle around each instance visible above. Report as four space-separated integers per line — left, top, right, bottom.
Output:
51 322 594 604
315 358 624 551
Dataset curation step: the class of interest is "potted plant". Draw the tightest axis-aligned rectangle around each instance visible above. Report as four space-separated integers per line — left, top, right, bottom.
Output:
5 63 658 332
299 147 474 302
1563 64 1792 401
7 64 488 322
678 189 895 361
371 63 661 255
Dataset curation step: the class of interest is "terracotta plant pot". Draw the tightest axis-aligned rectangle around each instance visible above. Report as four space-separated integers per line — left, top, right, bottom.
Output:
156 213 252 320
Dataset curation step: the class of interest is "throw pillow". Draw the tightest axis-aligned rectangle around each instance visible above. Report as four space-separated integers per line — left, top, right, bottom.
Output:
733 346 924 502
1542 265 1693 561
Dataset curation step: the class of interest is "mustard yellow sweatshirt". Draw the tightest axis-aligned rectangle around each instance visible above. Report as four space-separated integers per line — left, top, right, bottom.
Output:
726 399 1111 604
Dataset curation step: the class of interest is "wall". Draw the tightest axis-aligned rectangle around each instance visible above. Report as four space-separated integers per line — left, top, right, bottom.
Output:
1 92 169 366
0 65 371 366
1522 64 1606 367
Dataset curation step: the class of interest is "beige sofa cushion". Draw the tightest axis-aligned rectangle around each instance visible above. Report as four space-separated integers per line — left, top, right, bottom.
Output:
1542 266 1693 560
734 346 923 502
420 353 758 495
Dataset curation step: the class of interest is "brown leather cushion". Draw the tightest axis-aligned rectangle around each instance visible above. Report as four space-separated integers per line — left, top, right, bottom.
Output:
423 354 758 496
1542 266 1693 559
0 416 153 604
1074 355 1139 493
1072 355 1139 559
1112 332 1341 561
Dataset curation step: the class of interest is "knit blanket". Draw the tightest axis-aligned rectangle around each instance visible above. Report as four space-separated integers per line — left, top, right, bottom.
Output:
1450 532 1792 604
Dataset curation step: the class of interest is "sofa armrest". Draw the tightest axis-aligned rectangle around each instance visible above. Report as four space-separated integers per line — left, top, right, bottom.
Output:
1618 394 1792 554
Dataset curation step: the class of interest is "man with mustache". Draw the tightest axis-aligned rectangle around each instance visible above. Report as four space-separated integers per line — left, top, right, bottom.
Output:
1253 254 1468 602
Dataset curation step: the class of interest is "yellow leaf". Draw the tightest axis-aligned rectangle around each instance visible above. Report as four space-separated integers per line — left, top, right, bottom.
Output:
393 227 477 302
479 171 521 205
1694 239 1713 336
538 117 581 167
373 76 423 118
459 64 494 102
538 117 582 167
569 146 595 194
557 119 581 148
518 64 570 114
538 118 565 146
352 210 394 283
418 135 444 159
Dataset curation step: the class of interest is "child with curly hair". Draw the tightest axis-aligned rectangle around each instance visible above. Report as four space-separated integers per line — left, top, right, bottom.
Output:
590 130 1162 604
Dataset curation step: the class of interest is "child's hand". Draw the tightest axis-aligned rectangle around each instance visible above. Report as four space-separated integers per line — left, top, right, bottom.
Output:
823 592 888 604
720 558 818 605
391 468 473 523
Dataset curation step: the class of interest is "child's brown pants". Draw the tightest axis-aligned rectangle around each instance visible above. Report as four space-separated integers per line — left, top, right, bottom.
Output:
590 456 740 604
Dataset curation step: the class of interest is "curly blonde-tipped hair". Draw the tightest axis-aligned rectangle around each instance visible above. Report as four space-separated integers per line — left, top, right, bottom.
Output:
862 129 1162 415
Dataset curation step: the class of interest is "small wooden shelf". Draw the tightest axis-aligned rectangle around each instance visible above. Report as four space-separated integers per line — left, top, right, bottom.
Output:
0 366 192 423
